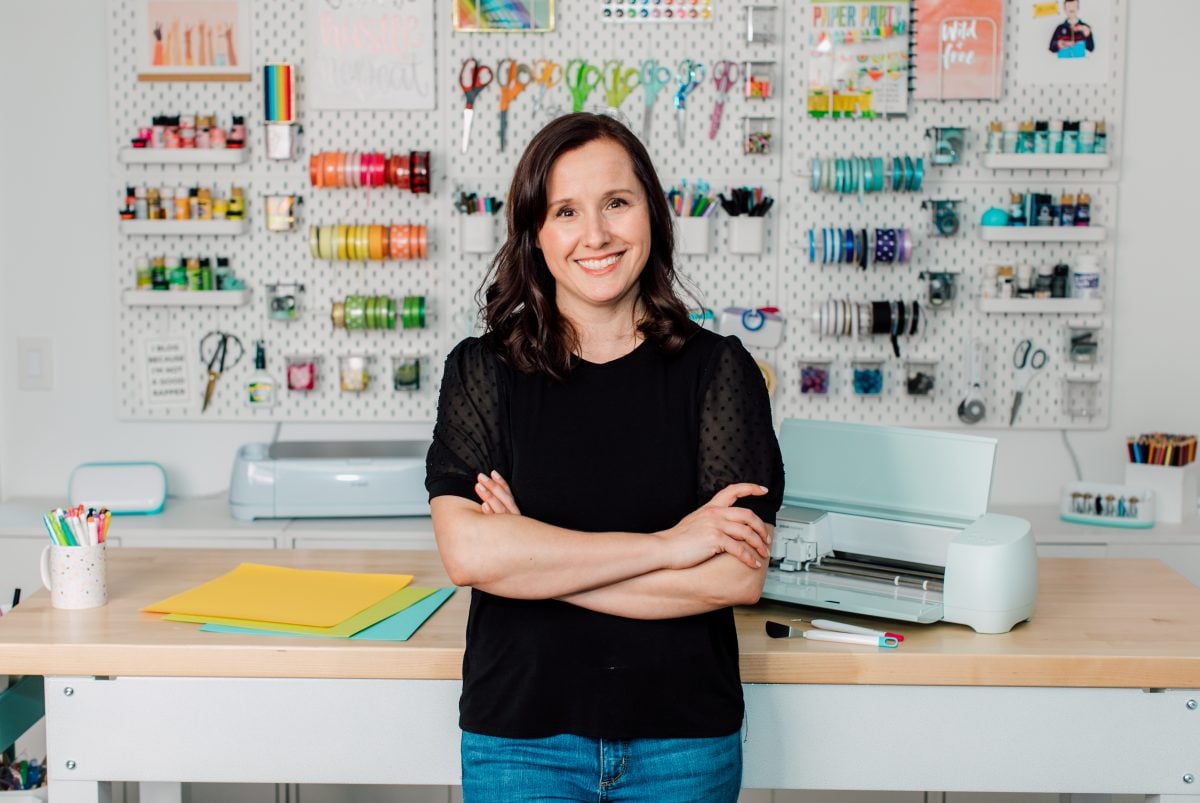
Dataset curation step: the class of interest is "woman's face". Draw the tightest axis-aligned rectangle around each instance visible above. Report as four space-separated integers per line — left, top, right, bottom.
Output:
537 138 652 320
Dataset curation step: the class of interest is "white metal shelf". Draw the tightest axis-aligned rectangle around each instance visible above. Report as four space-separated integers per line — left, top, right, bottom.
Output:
980 226 1106 243
122 289 251 307
978 298 1103 314
119 219 248 236
981 153 1111 171
119 148 248 165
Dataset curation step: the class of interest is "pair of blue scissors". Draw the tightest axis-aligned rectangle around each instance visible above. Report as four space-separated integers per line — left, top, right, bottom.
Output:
639 58 673 141
674 59 705 146
709 60 740 139
601 59 641 114
565 58 602 113
460 57 494 154
496 58 532 152
1009 338 1049 425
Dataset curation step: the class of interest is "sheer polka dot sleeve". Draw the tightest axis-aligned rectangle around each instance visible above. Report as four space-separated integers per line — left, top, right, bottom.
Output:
697 337 785 525
425 338 509 502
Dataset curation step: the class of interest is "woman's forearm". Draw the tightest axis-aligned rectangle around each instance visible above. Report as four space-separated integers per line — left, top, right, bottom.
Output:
558 536 771 620
432 497 672 599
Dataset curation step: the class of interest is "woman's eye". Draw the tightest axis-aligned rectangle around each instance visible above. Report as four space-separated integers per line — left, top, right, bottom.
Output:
608 198 627 209
555 207 575 218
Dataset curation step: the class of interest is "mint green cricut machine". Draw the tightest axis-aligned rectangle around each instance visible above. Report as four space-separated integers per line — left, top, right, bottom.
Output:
764 419 1038 634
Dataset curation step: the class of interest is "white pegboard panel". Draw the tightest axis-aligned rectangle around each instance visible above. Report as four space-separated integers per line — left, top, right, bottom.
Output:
109 0 1124 427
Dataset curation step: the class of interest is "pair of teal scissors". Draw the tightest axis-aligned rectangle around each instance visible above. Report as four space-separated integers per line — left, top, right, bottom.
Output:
601 60 641 114
459 57 494 154
530 59 563 118
674 59 705 146
496 58 533 152
709 60 740 139
640 58 673 141
565 58 602 113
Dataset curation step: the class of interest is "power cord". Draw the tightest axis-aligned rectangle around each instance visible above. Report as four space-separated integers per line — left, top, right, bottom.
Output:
1061 428 1083 480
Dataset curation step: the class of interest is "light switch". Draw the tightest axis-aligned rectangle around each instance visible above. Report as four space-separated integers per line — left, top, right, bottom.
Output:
17 337 53 391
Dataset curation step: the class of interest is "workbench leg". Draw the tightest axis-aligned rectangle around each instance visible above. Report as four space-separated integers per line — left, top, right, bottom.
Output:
139 781 187 803
47 779 111 803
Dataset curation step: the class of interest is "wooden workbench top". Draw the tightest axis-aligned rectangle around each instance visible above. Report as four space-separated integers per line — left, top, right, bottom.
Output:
1 549 1198 687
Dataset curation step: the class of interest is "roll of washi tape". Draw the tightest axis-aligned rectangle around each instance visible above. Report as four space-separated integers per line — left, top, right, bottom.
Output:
903 156 914 192
909 300 920 336
418 295 426 327
899 228 913 262
412 152 430 194
392 153 409 189
844 228 854 264
322 225 335 260
811 158 821 192
878 228 897 263
359 225 370 260
365 296 376 329
308 225 319 258
891 157 902 191
369 225 383 260
754 359 777 397
912 157 924 192
401 295 414 329
808 229 816 263
331 301 345 328
346 295 366 330
832 226 842 264
419 225 428 259
857 228 867 270
863 158 873 195
872 158 884 192
339 224 351 261
389 225 402 259
387 297 396 329
310 154 321 187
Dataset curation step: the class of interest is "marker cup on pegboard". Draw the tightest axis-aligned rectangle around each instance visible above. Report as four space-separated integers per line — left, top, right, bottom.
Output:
264 63 298 160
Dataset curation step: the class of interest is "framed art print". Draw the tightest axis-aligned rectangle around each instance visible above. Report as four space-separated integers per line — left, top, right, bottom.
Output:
137 0 252 81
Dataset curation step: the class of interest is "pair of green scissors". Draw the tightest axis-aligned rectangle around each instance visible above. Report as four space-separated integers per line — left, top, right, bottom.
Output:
601 60 641 114
565 58 602 113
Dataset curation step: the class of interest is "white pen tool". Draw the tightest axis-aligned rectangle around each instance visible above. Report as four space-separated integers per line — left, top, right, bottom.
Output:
765 620 899 648
809 618 905 643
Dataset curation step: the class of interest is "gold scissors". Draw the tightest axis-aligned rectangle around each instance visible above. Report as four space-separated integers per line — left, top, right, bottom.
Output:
199 331 245 412
565 58 602 113
496 58 533 151
601 59 641 113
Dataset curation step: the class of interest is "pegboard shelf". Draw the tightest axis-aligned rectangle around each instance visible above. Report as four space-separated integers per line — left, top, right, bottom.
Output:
119 148 248 165
122 289 251 307
978 298 1103 314
982 153 1111 171
980 226 1106 243
119 220 248 236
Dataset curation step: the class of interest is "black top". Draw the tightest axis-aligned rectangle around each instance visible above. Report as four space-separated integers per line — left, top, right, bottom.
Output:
426 328 784 739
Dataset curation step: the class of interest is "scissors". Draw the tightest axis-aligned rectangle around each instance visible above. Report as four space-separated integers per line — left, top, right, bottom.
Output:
459 57 494 154
601 59 641 114
199 331 245 413
496 58 532 152
530 59 563 118
565 58 602 113
709 60 740 139
674 59 705 146
639 58 673 141
1009 338 1048 425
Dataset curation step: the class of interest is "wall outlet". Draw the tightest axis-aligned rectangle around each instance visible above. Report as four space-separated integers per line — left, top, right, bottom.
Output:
17 337 53 391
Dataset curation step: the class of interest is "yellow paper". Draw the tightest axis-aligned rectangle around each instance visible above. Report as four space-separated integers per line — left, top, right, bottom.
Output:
164 586 437 637
142 563 413 627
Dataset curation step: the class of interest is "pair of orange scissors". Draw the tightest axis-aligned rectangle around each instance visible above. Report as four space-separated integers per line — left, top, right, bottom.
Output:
710 60 740 139
496 59 533 152
460 57 494 154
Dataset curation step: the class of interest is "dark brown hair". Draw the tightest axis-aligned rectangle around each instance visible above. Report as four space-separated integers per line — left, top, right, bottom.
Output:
479 112 696 379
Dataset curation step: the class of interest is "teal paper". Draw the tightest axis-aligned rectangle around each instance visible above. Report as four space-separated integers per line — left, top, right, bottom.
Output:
199 587 456 641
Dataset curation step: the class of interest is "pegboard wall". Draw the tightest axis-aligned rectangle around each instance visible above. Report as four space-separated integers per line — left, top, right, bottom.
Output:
109 0 1125 430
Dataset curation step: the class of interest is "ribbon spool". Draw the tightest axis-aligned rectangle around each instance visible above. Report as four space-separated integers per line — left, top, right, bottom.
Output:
309 224 427 261
332 296 398 330
309 151 431 193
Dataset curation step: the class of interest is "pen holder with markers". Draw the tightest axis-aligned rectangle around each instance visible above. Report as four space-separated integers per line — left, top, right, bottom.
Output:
676 216 712 255
728 216 766 254
1060 481 1155 529
460 215 497 254
40 507 111 609
264 63 299 161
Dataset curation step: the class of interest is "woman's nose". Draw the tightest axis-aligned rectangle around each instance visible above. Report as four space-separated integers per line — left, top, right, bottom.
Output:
582 212 611 248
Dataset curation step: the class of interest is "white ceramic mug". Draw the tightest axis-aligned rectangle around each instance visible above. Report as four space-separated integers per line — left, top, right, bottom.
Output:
40 543 108 609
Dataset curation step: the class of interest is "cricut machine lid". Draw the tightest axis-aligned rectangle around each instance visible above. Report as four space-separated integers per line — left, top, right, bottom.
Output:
779 419 997 527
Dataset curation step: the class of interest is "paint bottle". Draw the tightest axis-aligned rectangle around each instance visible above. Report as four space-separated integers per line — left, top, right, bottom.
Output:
174 187 191 220
1059 193 1075 227
1008 193 1026 226
1074 192 1091 226
1093 121 1107 154
228 115 246 148
247 341 277 407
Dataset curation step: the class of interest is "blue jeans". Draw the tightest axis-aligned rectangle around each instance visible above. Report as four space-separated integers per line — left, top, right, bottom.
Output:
461 730 742 802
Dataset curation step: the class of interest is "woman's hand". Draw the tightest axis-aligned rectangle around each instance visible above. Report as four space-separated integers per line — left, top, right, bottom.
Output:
655 484 771 571
475 471 520 515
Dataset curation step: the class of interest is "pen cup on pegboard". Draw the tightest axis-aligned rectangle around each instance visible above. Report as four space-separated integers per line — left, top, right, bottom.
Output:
728 216 766 255
676 216 712 255
460 215 497 254
264 63 298 160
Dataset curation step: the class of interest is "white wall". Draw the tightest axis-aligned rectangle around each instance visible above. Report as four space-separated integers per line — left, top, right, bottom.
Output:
1 1 1194 505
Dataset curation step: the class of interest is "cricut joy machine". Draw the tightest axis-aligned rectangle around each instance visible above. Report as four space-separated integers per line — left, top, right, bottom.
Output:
229 441 431 520
764 419 1037 633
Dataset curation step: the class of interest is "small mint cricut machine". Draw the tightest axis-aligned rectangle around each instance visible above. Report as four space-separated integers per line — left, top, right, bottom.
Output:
229 441 431 520
764 419 1037 634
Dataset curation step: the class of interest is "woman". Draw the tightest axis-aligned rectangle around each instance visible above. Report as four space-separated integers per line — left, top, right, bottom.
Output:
426 112 784 801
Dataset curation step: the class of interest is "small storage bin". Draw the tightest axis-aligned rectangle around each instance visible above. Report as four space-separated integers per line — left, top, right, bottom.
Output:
744 61 776 99
286 355 318 392
676 216 712 255
267 282 304 321
392 355 423 392
746 5 779 43
798 358 832 396
904 359 937 396
851 359 884 396
1060 481 1155 528
1063 376 1101 420
728 216 766 255
1066 322 1100 364
460 215 497 254
1125 463 1198 524
339 354 371 392
743 117 775 155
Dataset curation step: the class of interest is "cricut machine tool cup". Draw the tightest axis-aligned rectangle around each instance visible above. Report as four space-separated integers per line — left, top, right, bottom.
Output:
40 543 108 609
